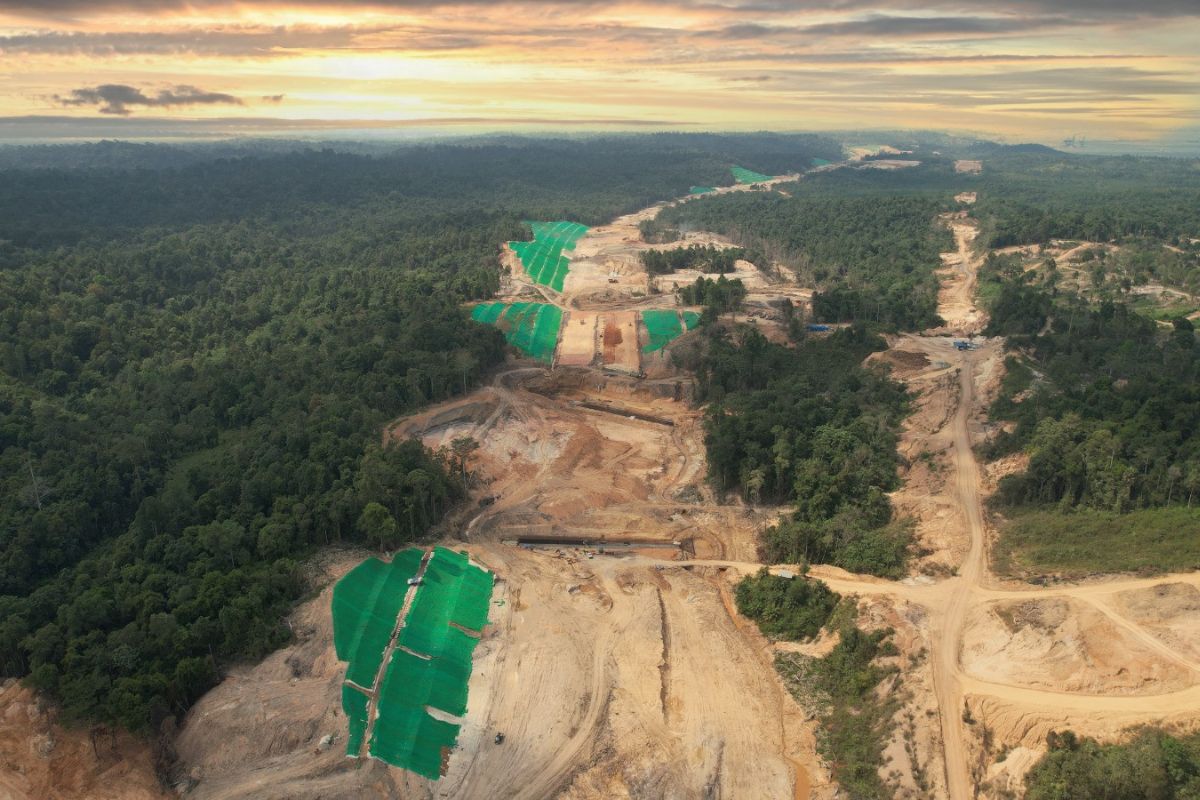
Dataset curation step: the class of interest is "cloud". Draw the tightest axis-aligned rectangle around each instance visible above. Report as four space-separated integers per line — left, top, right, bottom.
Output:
794 13 1076 37
1 0 1198 18
53 84 244 115
262 94 285 103
0 27 488 58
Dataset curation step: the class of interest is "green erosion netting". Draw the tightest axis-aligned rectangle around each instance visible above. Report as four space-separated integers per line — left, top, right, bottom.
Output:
472 303 562 362
731 166 772 184
682 311 701 331
332 549 423 687
642 309 684 353
811 158 833 167
371 649 461 780
508 220 589 290
470 302 507 325
400 547 493 645
342 684 370 757
689 186 716 195
336 546 494 779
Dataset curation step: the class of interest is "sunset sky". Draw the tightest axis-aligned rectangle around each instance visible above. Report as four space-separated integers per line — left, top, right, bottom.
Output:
1 0 1198 142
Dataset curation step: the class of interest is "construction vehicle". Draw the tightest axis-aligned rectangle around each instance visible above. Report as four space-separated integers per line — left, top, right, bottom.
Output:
494 732 505 745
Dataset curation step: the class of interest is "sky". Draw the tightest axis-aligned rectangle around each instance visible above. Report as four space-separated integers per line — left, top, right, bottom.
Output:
1 0 1198 143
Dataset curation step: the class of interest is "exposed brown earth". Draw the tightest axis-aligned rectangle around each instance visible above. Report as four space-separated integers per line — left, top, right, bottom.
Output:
0 681 165 800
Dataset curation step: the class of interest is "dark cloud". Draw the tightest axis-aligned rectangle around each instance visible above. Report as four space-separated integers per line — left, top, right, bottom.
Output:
795 13 1076 37
715 65 1199 104
0 27 486 57
262 94 285 102
697 14 1078 43
0 29 328 56
828 0 1200 18
714 50 1153 64
53 84 243 115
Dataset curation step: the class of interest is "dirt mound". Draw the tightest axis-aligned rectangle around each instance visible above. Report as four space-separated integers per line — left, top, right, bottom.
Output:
1111 583 1200 663
962 597 1194 695
871 347 930 375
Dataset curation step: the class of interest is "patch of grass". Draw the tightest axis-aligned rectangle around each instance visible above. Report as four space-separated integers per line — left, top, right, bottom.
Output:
995 507 1200 578
1127 293 1199 322
776 623 899 800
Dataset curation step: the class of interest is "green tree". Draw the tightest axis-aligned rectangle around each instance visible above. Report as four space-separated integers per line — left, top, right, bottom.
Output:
357 502 400 551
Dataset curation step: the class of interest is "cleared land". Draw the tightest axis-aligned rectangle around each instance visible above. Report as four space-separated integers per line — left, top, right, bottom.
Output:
557 311 598 367
600 311 641 374
994 507 1200 578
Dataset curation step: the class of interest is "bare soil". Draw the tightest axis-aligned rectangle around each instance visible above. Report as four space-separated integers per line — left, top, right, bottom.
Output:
0 682 164 800
557 311 598 367
599 312 641 375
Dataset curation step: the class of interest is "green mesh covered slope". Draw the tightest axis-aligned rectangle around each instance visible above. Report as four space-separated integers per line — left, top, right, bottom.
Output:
508 220 588 291
689 186 716 195
682 310 701 331
470 302 562 363
332 549 422 687
332 546 495 780
642 309 684 353
370 650 462 779
731 165 773 184
342 684 370 757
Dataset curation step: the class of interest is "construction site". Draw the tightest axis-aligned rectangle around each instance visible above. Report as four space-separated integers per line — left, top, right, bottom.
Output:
7 161 1197 800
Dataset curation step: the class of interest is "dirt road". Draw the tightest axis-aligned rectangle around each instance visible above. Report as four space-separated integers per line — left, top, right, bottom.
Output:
931 349 987 799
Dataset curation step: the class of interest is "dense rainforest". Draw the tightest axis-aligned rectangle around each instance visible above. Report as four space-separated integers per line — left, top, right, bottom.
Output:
0 134 842 731
678 324 911 577
981 265 1200 574
640 243 744 275
986 289 1200 513
968 151 1200 249
1023 729 1200 800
